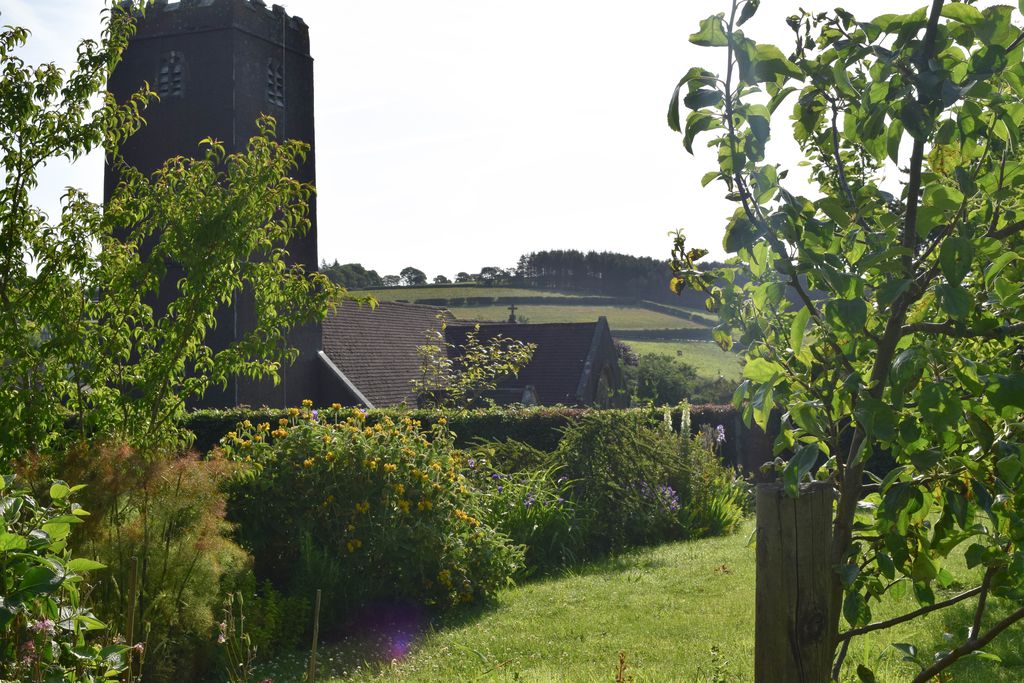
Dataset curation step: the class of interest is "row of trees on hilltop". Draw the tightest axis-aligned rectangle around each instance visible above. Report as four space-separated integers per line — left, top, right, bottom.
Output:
322 251 725 306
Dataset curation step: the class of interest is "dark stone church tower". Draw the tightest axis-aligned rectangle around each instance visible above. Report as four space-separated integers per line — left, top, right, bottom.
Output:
106 0 320 408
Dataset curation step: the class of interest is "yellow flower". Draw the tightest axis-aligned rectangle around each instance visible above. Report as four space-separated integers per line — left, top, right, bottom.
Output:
393 483 405 495
325 451 337 463
430 462 441 471
271 428 288 438
278 418 289 427
302 399 313 408
227 431 238 439
242 420 252 428
383 463 397 473
288 407 300 417
303 458 314 468
331 403 342 410
323 435 333 444
346 523 356 532
438 569 452 586
437 417 447 425
398 499 411 513
346 539 362 553
373 423 383 432
417 500 433 511
355 500 370 514
242 440 252 447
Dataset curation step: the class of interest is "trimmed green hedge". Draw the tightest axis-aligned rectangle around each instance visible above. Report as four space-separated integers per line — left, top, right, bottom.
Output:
185 404 770 473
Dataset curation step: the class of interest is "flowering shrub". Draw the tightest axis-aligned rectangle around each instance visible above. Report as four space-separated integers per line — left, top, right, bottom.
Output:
553 411 688 552
463 458 583 573
0 475 131 681
677 426 748 538
222 404 523 627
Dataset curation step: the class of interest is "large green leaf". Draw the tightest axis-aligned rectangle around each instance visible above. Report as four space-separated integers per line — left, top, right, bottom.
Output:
744 357 785 384
941 3 985 25
939 237 974 285
790 306 811 353
987 374 1024 412
750 44 803 82
827 298 868 332
690 14 728 47
936 284 971 320
901 99 932 141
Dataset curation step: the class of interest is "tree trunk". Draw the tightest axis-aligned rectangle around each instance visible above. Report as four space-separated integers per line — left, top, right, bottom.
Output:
755 481 835 682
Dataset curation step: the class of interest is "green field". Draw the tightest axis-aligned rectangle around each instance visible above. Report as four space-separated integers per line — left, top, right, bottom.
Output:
448 305 705 330
257 521 1022 682
623 340 743 381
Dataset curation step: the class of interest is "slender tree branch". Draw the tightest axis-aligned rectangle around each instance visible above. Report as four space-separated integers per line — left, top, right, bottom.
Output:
837 585 983 642
901 321 1024 339
971 567 996 640
911 604 1024 683
987 217 1024 240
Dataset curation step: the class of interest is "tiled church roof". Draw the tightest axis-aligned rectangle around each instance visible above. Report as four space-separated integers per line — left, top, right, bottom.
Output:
321 301 449 407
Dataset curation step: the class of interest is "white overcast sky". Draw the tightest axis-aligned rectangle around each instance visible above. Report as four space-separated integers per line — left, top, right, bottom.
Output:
2 1 1013 279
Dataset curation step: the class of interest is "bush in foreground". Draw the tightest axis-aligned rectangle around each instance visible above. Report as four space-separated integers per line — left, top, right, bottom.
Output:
222 405 523 630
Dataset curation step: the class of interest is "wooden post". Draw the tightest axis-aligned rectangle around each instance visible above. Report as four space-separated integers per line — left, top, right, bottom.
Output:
755 482 834 683
307 588 322 682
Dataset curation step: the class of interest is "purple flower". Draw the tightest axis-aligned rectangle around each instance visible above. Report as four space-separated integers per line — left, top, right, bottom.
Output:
556 497 565 505
524 493 536 508
491 473 501 480
715 424 726 445
467 458 476 469
311 409 319 422
497 485 503 493
29 618 54 636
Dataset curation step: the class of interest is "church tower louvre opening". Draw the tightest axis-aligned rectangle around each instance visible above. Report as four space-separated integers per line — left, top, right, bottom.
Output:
105 0 320 409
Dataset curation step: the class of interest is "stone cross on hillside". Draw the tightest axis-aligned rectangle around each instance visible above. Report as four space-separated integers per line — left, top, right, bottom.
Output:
507 303 518 323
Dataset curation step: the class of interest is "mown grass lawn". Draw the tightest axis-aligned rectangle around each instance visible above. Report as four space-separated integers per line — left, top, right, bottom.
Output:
258 522 1023 682
622 340 743 382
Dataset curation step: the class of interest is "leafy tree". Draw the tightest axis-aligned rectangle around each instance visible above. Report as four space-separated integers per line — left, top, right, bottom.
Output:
455 271 475 283
670 0 1024 678
381 274 401 287
320 260 383 289
433 274 452 284
0 5 341 461
414 318 536 409
477 266 503 286
625 353 736 406
399 266 427 286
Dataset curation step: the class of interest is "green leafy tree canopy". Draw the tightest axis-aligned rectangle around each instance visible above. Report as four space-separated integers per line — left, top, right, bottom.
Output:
670 0 1024 679
0 3 343 460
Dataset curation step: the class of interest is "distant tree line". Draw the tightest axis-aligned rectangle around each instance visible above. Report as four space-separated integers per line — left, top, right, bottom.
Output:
320 250 727 306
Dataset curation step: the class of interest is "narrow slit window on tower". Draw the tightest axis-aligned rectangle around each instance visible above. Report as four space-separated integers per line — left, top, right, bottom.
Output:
155 51 185 99
266 59 285 107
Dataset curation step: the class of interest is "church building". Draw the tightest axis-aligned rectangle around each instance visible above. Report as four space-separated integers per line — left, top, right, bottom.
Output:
107 0 628 410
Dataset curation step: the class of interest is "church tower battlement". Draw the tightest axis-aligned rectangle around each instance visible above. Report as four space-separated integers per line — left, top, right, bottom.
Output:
106 0 320 409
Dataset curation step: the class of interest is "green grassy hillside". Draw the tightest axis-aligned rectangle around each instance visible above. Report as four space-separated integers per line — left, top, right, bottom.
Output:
625 340 743 381
450 304 706 330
